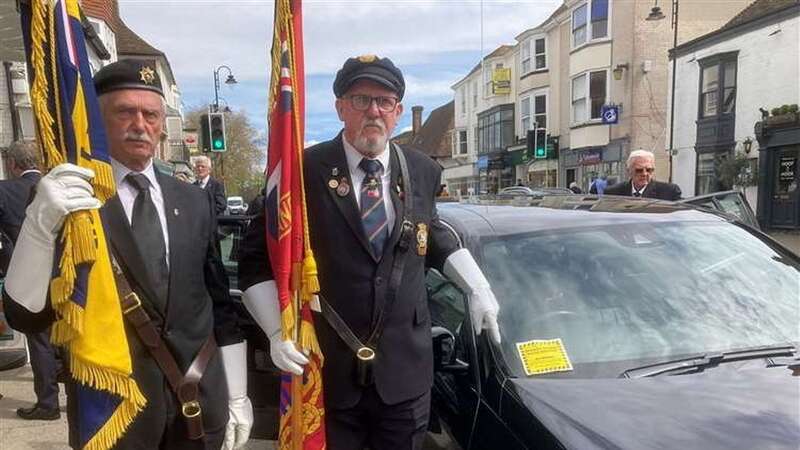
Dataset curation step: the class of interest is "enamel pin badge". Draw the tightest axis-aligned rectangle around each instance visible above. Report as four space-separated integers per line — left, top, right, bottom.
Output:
416 223 428 256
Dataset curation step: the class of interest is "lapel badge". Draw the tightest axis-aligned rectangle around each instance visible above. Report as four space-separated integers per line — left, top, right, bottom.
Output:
416 223 428 256
336 181 350 197
173 208 179 216
328 178 339 189
332 167 340 177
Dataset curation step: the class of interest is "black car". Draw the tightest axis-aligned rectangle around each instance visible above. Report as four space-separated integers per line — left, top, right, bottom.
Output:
426 196 800 449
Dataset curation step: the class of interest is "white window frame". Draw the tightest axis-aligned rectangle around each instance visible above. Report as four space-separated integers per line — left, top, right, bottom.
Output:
459 130 468 154
520 90 548 136
570 69 609 125
571 0 611 49
521 36 547 75
484 62 504 97
460 86 467 116
472 81 478 107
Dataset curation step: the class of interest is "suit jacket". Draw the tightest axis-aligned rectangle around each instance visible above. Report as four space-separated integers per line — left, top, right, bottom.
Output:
0 171 41 273
3 169 242 448
604 179 682 201
239 133 459 408
197 176 227 216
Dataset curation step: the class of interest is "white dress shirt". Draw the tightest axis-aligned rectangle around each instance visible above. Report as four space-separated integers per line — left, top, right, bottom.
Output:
197 175 210 189
111 157 170 262
342 138 395 235
632 183 648 197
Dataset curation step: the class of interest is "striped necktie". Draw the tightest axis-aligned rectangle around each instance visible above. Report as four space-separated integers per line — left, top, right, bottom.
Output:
359 158 388 259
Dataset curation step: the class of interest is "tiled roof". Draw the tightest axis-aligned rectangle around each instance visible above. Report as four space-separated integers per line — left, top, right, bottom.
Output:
721 0 798 30
81 0 118 32
115 19 164 57
411 101 454 159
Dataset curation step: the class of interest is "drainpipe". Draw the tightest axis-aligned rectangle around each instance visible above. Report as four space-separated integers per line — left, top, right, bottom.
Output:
3 62 21 142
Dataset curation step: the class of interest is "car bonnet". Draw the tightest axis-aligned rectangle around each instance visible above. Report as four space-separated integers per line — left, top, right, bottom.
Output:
508 365 800 449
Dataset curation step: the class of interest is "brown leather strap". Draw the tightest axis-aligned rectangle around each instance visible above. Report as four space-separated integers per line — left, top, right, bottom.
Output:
111 256 215 440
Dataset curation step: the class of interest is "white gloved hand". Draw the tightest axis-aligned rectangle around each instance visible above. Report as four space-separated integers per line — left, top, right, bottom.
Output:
242 281 309 375
221 341 253 450
5 163 101 313
443 248 502 344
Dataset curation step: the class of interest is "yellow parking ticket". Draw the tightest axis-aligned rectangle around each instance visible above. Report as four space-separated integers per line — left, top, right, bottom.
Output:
516 338 573 376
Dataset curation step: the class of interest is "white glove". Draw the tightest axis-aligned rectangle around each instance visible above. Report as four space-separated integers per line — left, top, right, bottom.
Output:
443 248 502 344
6 163 101 313
242 281 308 375
220 341 253 450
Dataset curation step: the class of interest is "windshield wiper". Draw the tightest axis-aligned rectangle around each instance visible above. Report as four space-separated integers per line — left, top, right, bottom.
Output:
619 344 797 379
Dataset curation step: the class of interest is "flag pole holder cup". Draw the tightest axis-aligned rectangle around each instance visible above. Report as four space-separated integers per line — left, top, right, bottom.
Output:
356 346 376 387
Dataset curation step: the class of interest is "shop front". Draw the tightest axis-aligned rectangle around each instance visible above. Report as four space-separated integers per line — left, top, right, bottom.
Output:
561 143 624 192
756 117 800 230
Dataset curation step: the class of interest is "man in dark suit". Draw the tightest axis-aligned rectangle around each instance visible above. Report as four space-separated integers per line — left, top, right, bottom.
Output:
193 155 227 216
238 55 501 450
604 149 682 200
0 141 62 421
3 60 252 449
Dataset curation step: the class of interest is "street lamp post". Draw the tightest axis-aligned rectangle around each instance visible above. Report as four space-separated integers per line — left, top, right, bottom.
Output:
647 0 678 183
213 65 237 112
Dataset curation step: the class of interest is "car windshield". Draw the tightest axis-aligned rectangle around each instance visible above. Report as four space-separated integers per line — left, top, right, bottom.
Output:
481 220 800 378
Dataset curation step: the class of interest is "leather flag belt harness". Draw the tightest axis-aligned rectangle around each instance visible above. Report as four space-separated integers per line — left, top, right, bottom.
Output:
111 255 216 440
319 144 415 387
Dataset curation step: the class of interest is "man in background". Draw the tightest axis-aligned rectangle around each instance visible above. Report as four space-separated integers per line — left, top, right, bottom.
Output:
605 150 682 200
0 141 60 420
194 155 227 215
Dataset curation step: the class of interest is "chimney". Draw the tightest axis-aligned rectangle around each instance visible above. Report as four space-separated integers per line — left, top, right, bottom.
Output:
412 106 423 137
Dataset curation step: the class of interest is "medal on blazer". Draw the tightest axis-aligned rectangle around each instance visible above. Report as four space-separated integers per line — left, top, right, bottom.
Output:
329 167 341 189
336 179 350 197
416 223 428 256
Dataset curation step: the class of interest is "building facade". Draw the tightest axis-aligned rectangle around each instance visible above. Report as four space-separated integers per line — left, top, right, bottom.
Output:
670 0 800 229
447 0 750 194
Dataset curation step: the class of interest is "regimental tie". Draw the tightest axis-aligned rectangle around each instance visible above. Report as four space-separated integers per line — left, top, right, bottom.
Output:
359 158 388 259
126 173 170 308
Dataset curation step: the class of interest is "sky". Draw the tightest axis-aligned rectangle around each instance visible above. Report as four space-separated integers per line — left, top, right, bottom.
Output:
119 0 562 147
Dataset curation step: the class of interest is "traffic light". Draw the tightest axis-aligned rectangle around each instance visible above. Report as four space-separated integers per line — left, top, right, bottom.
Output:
208 112 227 152
199 113 210 152
534 128 547 159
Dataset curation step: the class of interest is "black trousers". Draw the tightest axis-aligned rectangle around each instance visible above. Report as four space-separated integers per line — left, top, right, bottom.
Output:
26 329 60 410
326 386 431 450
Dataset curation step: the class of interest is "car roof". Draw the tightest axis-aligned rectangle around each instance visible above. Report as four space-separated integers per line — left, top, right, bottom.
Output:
437 195 730 239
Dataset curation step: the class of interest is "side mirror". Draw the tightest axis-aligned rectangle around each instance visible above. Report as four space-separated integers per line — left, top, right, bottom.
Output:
432 326 468 374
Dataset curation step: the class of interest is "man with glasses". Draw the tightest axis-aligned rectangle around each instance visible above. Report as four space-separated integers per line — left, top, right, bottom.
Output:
605 149 682 200
239 55 500 449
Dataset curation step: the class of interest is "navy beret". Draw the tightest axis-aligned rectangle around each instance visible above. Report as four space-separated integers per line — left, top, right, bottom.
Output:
94 59 164 97
333 55 405 100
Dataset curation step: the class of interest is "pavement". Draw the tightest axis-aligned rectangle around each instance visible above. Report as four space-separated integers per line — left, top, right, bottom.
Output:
767 230 800 255
0 365 276 450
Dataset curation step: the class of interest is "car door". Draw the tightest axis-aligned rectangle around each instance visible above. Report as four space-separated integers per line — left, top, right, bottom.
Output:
680 190 760 229
427 269 526 450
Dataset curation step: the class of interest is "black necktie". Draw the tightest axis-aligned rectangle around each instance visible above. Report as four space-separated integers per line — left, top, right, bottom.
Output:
633 190 642 197
126 173 169 307
359 159 388 259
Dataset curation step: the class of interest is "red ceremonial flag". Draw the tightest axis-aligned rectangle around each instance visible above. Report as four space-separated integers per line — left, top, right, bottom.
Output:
265 0 326 449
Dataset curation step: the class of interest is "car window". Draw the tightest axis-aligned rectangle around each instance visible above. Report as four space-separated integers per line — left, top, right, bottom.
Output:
218 218 249 290
480 221 800 378
427 269 467 334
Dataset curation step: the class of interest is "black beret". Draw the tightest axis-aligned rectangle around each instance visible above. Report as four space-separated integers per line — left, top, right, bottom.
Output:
94 59 164 97
333 55 405 100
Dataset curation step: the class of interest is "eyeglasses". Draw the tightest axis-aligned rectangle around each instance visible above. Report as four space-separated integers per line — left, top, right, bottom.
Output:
345 95 399 112
634 167 655 174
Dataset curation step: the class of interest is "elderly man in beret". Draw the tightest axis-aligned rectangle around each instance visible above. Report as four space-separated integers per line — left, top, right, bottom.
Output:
238 55 501 449
3 59 252 450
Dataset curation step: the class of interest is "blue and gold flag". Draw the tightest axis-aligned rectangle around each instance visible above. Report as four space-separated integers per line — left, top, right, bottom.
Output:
20 1 145 449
